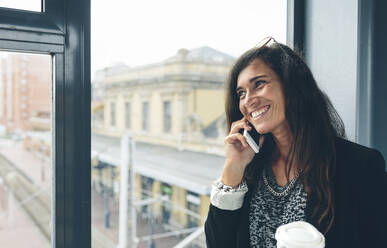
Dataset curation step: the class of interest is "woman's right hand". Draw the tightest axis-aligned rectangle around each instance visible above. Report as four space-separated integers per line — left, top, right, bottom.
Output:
221 117 264 187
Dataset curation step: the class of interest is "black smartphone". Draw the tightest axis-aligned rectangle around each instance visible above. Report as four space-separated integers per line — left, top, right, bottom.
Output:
241 122 261 153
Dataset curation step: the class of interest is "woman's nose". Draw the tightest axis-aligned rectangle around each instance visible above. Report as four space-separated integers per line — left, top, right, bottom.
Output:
244 92 257 107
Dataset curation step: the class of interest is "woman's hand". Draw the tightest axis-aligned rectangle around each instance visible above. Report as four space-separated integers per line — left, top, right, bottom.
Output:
221 117 264 187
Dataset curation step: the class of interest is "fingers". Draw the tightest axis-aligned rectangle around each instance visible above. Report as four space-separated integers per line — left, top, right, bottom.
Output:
224 133 248 148
230 117 251 135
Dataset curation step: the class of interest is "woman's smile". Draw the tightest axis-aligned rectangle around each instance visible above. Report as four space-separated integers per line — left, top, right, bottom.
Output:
250 105 270 120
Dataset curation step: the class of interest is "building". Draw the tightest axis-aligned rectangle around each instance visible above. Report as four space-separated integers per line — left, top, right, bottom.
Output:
0 53 51 134
91 47 234 231
91 134 225 229
92 46 234 155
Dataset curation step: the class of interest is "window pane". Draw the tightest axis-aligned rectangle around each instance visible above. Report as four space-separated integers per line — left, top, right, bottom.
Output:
91 0 286 247
0 51 51 247
142 102 149 131
0 0 41 12
125 102 130 129
110 102 115 127
163 101 171 133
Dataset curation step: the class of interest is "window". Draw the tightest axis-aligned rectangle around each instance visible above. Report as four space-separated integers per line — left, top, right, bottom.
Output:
0 0 91 246
160 182 173 224
125 102 131 129
90 1 286 247
142 102 149 131
163 101 171 133
0 0 41 12
0 50 52 248
140 176 153 213
186 191 201 228
110 102 116 126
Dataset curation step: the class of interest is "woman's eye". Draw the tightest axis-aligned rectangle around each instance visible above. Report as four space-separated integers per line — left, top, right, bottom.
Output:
237 91 246 98
254 80 266 88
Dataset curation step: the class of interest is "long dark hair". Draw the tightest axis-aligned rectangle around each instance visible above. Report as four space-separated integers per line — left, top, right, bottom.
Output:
224 42 346 234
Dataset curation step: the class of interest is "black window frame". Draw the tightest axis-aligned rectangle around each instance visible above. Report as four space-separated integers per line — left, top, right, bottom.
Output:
287 0 387 166
0 0 91 247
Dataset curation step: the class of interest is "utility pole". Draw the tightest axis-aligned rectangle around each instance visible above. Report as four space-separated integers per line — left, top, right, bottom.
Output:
118 136 129 248
130 137 138 248
148 206 155 248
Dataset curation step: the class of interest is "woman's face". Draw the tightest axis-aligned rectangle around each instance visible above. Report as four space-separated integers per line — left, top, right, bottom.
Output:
236 59 287 135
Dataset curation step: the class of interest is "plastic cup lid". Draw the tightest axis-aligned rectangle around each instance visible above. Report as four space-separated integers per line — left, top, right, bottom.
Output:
275 221 325 248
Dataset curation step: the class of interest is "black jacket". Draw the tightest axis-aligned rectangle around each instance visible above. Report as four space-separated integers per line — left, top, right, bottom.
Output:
205 137 387 247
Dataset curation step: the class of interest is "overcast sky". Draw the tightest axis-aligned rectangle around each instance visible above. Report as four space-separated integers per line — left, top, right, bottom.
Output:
91 0 287 73
0 0 287 75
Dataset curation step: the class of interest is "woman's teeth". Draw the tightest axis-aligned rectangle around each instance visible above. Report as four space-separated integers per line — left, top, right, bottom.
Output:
251 105 270 119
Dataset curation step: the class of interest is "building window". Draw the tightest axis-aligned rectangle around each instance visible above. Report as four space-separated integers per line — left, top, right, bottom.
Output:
163 101 171 133
161 183 173 223
110 102 115 126
141 176 154 214
125 102 131 129
142 102 149 131
186 191 200 228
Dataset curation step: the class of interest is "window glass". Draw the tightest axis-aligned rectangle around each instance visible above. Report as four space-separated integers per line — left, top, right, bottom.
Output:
0 0 41 12
142 102 149 131
186 191 200 228
164 101 171 133
0 51 51 247
110 102 115 127
125 102 131 129
91 0 286 247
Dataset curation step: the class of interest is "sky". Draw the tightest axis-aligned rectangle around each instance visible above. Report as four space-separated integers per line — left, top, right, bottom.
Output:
0 0 40 11
91 0 287 74
0 0 287 76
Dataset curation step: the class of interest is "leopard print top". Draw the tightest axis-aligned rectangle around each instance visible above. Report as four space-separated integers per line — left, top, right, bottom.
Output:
249 166 307 248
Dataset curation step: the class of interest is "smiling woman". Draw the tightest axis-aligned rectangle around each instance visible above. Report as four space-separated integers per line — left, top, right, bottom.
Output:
205 39 387 248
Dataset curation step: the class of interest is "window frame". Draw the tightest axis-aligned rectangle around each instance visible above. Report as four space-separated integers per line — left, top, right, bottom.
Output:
0 0 91 247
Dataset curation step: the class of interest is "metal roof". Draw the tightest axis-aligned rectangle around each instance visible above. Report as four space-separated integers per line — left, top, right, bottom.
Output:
92 134 225 195
163 46 235 64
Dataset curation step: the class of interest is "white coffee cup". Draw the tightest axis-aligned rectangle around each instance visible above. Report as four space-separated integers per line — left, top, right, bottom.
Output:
275 221 325 248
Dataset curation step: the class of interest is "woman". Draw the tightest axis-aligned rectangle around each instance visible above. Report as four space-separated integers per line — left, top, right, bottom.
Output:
205 37 387 248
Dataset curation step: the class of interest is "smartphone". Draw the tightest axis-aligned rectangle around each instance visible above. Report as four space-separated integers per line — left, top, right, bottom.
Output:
242 123 261 153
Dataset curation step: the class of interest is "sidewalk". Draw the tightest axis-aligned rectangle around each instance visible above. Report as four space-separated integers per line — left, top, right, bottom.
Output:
0 138 50 248
0 138 51 190
0 185 49 248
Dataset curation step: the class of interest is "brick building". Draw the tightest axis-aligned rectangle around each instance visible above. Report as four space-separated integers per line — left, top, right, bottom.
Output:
0 53 51 134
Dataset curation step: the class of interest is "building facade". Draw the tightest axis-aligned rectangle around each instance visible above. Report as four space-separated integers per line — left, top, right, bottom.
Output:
92 46 233 155
91 47 234 232
0 53 51 135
